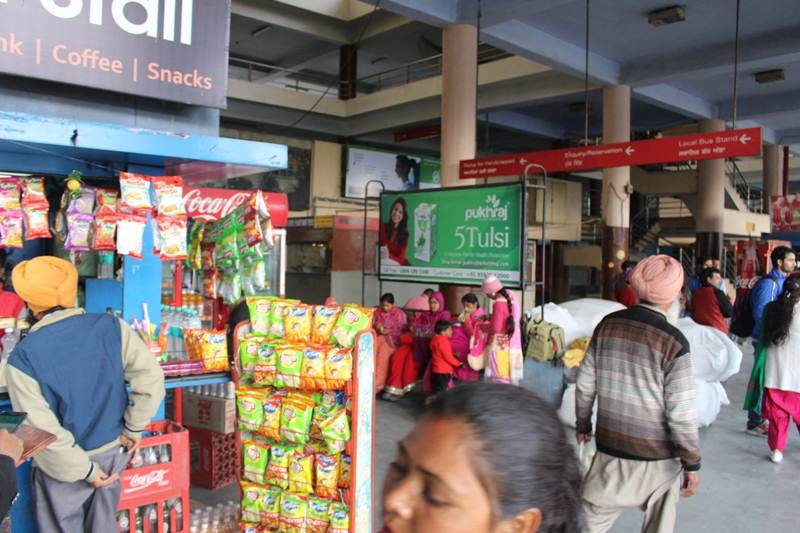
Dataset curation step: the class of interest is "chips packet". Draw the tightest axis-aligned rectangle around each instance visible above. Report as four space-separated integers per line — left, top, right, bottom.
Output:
288 453 315 495
240 482 264 524
64 213 91 251
237 388 266 432
243 440 270 485
262 392 283 441
253 342 277 387
285 304 312 344
91 212 117 250
269 299 295 338
339 454 351 489
306 497 331 533
280 394 315 444
0 178 20 212
199 329 228 371
325 348 353 389
119 172 152 211
23 207 51 240
311 392 343 441
300 346 327 390
202 269 218 299
22 177 48 208
246 297 272 336
266 445 295 490
328 502 350 533
238 336 259 381
152 175 185 216
320 409 351 454
242 200 264 248
116 213 147 259
279 493 308 533
330 305 374 348
186 220 205 270
157 215 188 260
311 305 340 345
67 185 96 215
95 188 119 216
314 453 340 499
276 345 304 389
201 242 216 270
260 488 282 531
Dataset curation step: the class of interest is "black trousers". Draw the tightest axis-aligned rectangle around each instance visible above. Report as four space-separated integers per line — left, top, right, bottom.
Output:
431 373 452 395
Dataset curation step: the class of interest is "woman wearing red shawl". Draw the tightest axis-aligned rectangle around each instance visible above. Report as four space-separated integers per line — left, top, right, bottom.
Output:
382 295 429 401
451 293 484 383
373 293 407 393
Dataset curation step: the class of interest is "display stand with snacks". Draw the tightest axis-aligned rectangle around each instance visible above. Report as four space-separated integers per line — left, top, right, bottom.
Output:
233 297 376 533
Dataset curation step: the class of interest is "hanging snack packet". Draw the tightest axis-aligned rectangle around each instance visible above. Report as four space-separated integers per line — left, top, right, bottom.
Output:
91 213 117 250
151 215 161 254
246 297 272 336
238 336 259 381
330 305 374 348
338 455 351 489
23 207 51 240
285 304 312 344
269 299 297 338
253 342 277 387
152 176 185 216
202 269 218 299
328 502 350 533
95 188 118 216
243 440 270 485
314 453 340 499
306 497 331 533
119 172 152 211
288 453 314 495
300 347 327 390
186 220 205 270
67 186 96 215
266 445 294 489
200 329 228 372
116 213 147 259
0 212 23 249
240 482 264 524
280 394 315 444
237 388 266 432
311 392 343 441
157 215 188 261
64 213 92 251
22 177 47 207
251 257 267 292
320 409 351 454
279 493 308 533
201 242 216 270
325 348 353 390
275 345 304 388
220 270 243 305
0 178 21 211
242 200 264 248
261 392 283 441
260 488 282 531
311 305 340 345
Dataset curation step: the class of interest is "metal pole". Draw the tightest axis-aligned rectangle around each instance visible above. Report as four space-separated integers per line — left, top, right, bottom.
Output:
523 163 548 323
361 180 385 306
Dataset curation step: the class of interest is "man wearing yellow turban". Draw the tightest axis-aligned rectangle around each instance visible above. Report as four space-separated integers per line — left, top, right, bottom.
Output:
5 256 165 532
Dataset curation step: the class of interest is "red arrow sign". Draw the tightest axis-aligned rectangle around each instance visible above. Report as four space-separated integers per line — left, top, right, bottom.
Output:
459 127 762 179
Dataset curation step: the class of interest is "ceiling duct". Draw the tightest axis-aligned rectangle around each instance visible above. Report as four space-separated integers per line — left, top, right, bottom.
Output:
647 6 686 27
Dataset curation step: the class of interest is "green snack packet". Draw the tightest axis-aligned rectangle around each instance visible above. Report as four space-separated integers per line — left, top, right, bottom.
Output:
247 296 273 337
280 395 315 445
266 444 294 489
253 341 277 387
240 482 264 524
328 502 350 533
237 388 265 432
306 497 331 533
280 493 309 533
330 305 374 348
269 299 294 338
320 408 351 454
276 345 305 388
260 487 282 530
243 440 270 485
238 336 260 381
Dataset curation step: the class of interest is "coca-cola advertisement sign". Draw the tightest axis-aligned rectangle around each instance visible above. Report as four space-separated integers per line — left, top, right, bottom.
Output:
122 468 172 495
184 187 288 227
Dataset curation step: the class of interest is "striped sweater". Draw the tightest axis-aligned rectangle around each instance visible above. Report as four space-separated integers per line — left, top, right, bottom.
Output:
576 305 701 471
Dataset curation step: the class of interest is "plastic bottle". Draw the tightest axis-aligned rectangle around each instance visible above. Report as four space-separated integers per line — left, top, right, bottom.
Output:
2 328 19 360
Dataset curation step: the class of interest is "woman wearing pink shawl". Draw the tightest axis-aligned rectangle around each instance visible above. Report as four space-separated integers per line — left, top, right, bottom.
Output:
451 293 484 383
481 276 523 385
373 293 408 393
413 291 451 372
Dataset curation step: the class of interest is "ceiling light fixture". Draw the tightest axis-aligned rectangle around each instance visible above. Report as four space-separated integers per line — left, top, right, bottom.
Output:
647 5 686 27
754 69 785 84
251 25 271 38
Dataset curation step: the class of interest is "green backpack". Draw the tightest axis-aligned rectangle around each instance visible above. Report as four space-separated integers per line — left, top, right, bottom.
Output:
525 319 566 363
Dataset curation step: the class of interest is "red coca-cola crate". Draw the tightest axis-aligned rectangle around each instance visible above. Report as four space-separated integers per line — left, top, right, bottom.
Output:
188 425 239 490
117 421 190 533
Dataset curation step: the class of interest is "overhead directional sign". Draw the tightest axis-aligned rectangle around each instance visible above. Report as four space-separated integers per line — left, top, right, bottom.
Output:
460 127 762 179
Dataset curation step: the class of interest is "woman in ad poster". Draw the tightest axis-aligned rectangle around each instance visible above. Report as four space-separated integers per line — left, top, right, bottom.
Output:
380 197 410 266
395 155 421 191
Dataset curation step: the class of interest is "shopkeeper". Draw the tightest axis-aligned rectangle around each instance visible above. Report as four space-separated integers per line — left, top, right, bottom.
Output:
5 256 165 532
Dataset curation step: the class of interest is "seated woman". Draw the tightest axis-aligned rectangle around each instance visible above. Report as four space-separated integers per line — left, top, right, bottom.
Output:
373 293 408 394
383 296 429 401
381 382 584 533
451 293 484 383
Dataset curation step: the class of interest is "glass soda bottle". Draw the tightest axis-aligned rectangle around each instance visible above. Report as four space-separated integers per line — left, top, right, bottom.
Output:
117 510 130 533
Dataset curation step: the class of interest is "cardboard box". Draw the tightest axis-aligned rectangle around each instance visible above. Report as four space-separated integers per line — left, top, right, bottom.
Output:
181 393 235 434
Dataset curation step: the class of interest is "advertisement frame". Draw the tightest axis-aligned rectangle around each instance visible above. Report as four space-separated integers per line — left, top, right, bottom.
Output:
342 144 441 199
377 181 524 289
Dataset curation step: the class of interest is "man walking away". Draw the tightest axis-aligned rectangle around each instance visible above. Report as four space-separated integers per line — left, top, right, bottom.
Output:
691 267 733 334
5 257 165 532
746 246 796 436
577 255 701 533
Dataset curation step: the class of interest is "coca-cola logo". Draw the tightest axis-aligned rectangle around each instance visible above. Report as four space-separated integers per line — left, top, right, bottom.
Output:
184 189 252 221
125 469 171 493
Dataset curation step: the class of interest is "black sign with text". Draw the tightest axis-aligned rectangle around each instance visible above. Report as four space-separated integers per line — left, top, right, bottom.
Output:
0 0 230 108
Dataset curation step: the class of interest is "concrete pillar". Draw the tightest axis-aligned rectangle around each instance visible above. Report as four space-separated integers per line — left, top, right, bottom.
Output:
763 144 782 213
339 44 357 100
695 119 726 261
601 85 631 299
440 24 478 309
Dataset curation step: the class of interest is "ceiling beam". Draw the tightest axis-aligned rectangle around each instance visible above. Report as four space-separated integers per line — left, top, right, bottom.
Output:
719 90 800 121
464 0 578 26
361 0 458 27
634 84 717 120
480 110 565 139
254 45 341 84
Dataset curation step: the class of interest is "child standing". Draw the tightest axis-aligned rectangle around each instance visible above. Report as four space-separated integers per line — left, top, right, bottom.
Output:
429 320 461 396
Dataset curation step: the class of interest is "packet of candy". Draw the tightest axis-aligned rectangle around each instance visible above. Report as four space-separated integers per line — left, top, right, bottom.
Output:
237 388 266 432
279 493 308 533
240 482 264 524
243 440 270 485
0 178 21 211
284 304 312 344
314 453 340 499
275 345 304 388
280 394 315 444
67 186 96 215
269 299 295 338
260 487 282 530
306 497 331 533
330 305 374 348
246 297 272 336
116 213 147 259
64 213 92 251
253 342 277 387
320 409 351 454
288 453 314 495
22 177 48 207
311 305 340 345
95 188 118 216
91 212 117 250
119 172 152 210
300 346 327 390
266 445 294 490
23 207 51 240
157 215 188 260
152 176 185 216
261 392 283 441
325 348 353 389
338 454 351 489
328 502 350 533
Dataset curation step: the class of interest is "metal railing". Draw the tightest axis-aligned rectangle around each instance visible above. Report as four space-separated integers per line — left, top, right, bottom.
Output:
727 160 764 213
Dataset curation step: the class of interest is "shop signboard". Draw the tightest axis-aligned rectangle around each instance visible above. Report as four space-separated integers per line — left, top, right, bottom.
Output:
379 183 522 287
460 127 762 178
184 187 289 227
770 195 800 233
0 0 231 108
344 145 440 199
